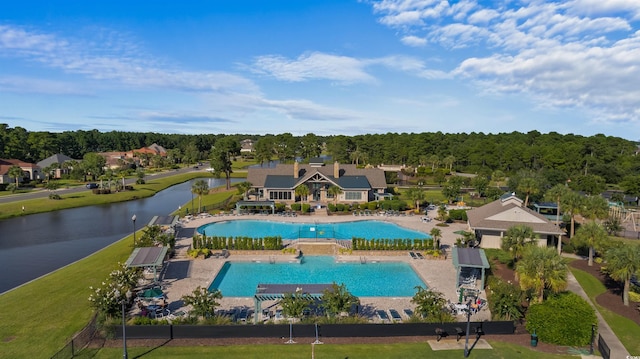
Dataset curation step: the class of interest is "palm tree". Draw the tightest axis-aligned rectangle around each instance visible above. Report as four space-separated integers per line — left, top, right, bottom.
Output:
191 179 209 214
405 186 425 213
562 190 583 238
501 224 536 264
605 245 640 306
443 155 455 173
236 181 252 199
295 184 310 204
8 165 23 189
581 195 609 222
428 154 439 172
328 185 342 205
429 228 442 250
516 245 568 303
545 184 571 254
574 221 608 266
517 177 540 207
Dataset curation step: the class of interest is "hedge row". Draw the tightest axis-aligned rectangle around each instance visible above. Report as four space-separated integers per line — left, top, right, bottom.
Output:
192 235 283 250
351 237 433 250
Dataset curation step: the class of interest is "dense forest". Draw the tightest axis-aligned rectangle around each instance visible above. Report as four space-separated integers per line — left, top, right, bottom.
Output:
1 124 639 197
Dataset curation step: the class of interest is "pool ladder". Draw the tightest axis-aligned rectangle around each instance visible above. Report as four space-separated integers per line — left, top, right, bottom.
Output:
360 256 367 264
269 256 276 264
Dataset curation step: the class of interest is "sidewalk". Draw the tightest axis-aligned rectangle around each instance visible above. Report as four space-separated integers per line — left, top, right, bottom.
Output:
566 270 630 358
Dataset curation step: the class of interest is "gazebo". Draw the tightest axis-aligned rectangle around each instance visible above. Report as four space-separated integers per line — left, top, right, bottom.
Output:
253 283 333 324
452 247 490 290
125 246 169 283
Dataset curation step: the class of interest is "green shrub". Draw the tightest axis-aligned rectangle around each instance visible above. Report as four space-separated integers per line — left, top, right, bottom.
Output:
301 203 310 213
448 209 468 221
486 276 523 321
484 248 512 265
526 292 596 346
291 203 301 211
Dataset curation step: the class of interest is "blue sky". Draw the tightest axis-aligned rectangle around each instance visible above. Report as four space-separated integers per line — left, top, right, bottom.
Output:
1 1 639 140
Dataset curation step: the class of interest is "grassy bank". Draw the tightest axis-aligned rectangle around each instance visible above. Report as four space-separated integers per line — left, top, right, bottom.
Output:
570 268 640 355
0 172 215 219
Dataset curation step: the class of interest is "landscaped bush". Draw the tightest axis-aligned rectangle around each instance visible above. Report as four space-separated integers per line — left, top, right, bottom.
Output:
290 203 301 211
378 200 408 211
327 203 336 212
367 202 378 211
301 203 310 213
526 292 597 346
486 276 524 321
448 209 468 221
351 237 431 250
484 248 512 265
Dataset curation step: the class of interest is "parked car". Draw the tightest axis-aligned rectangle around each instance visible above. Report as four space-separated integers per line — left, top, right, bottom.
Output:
86 183 99 189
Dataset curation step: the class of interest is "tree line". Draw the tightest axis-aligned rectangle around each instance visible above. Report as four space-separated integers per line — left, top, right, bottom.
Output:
1 124 639 196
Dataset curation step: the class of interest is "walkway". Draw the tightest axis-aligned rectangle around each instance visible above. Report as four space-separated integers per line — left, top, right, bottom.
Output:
566 269 630 358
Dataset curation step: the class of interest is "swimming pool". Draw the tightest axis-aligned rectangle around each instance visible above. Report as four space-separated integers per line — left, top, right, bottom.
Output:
198 220 429 240
208 256 426 297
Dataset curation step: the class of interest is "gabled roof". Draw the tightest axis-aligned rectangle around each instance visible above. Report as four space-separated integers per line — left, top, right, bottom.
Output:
36 153 76 168
0 158 38 175
247 163 386 190
467 194 563 235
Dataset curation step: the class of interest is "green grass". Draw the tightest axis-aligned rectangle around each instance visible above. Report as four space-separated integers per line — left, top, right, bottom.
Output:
0 172 209 219
84 341 576 358
570 267 640 355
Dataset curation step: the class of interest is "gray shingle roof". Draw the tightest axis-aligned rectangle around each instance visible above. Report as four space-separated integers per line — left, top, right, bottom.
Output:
467 195 563 235
247 163 386 190
36 153 76 168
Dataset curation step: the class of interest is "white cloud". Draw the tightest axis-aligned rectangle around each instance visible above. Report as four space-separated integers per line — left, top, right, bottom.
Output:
369 0 640 125
251 52 375 83
401 35 427 46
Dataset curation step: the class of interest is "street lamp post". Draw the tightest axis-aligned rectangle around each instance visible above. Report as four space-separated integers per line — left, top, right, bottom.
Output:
463 299 472 357
131 214 137 247
115 289 132 359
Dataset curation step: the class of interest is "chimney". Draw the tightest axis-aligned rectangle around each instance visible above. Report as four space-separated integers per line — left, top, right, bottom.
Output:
334 161 339 178
294 161 299 178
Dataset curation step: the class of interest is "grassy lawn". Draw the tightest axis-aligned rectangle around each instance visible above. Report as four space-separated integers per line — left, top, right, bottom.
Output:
0 172 210 219
84 341 576 358
570 268 640 355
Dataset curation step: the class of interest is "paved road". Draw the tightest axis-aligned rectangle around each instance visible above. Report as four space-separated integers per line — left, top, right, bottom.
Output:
0 165 205 205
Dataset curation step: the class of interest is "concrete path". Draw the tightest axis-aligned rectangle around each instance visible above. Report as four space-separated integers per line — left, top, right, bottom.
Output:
566 269 630 358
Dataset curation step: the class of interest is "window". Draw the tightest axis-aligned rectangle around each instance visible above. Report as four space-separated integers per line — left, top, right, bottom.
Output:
269 191 292 200
345 191 362 200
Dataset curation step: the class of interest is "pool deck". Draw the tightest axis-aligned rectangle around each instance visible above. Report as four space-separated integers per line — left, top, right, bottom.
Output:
157 212 491 323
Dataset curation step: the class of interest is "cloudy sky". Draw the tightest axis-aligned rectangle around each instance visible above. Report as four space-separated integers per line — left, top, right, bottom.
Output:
1 1 639 140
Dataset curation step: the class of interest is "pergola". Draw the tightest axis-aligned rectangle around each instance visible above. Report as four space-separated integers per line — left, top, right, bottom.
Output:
452 247 490 290
253 283 333 324
236 200 275 214
124 246 169 283
147 215 179 228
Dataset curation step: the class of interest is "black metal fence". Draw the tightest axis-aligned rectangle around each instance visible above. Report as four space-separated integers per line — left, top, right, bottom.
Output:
113 321 515 340
597 334 610 359
50 313 98 359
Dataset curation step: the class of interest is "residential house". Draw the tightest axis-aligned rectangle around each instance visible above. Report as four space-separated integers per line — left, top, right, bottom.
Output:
0 158 42 184
37 153 78 179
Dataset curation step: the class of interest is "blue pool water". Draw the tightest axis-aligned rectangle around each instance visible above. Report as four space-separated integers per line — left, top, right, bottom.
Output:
209 256 426 297
198 220 429 240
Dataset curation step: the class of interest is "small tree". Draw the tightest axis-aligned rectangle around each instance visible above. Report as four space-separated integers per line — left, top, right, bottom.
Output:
405 186 425 213
605 245 640 306
516 246 568 303
182 286 222 319
191 179 209 214
574 221 608 266
295 184 310 204
328 185 343 205
8 165 23 189
280 289 313 322
410 286 454 322
320 283 359 317
236 181 252 199
501 225 536 264
429 228 442 250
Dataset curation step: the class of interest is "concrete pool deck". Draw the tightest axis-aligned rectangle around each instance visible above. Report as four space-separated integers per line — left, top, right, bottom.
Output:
158 211 491 322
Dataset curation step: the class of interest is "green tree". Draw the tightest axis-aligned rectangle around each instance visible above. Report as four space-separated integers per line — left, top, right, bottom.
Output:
562 190 583 238
254 136 275 166
280 289 313 322
501 224 536 264
236 181 252 199
574 221 608 266
471 175 490 197
581 195 609 222
442 155 455 172
320 283 359 317
491 169 505 187
517 176 540 207
295 184 310 204
429 227 442 250
182 286 222 320
191 179 209 214
328 185 342 205
81 152 106 181
428 154 439 172
516 245 568 303
410 286 453 323
442 176 463 203
545 184 571 254
405 186 425 213
7 165 23 189
210 137 240 190
605 245 640 306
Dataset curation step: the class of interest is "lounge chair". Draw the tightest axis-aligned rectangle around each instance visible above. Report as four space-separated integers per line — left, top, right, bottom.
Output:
409 251 417 259
376 309 390 323
403 308 414 318
415 252 424 259
389 309 402 322
238 308 248 322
